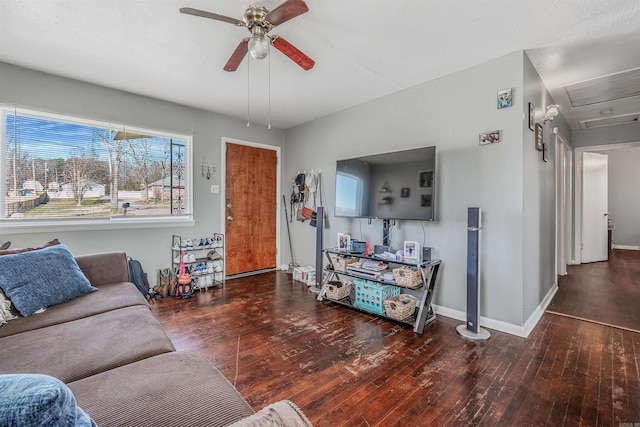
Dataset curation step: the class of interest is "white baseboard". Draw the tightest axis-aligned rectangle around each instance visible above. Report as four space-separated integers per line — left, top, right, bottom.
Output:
432 305 527 337
613 244 640 250
433 283 558 339
522 283 558 338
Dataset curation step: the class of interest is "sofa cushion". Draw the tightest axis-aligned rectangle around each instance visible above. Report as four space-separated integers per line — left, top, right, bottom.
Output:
74 252 130 287
0 244 97 316
0 373 96 427
0 305 174 383
0 282 148 338
69 351 254 427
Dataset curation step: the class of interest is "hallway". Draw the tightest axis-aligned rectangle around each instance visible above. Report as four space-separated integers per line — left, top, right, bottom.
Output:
547 249 640 333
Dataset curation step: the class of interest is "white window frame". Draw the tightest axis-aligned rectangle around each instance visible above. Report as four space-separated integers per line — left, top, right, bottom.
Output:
0 106 194 234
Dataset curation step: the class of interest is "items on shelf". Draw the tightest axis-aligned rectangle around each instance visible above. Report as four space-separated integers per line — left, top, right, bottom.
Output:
171 233 224 292
384 294 419 321
353 278 400 315
318 248 442 334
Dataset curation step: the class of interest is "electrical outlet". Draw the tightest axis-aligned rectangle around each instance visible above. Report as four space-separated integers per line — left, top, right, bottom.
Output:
210 185 219 194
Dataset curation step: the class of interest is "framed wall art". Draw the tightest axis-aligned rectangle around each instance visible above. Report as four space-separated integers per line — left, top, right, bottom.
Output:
543 143 548 162
528 102 536 131
497 88 512 109
401 188 410 198
535 123 543 151
479 130 501 145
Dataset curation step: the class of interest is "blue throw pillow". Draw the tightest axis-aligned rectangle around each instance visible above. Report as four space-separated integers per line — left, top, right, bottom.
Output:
0 374 97 427
0 244 97 317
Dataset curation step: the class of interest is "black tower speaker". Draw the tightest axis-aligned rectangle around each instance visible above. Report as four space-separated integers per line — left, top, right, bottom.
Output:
456 207 490 340
311 206 324 293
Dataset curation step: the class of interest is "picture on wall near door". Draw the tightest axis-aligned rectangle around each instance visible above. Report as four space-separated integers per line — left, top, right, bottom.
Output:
401 188 410 198
543 143 548 162
528 102 536 130
535 123 543 151
421 194 432 207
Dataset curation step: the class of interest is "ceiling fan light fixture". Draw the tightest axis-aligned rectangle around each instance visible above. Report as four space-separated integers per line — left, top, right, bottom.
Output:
248 32 269 60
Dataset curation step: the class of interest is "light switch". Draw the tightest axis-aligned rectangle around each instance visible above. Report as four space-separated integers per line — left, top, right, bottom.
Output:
210 185 219 194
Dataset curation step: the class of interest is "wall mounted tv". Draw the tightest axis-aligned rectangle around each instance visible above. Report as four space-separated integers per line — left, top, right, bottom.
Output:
335 146 436 221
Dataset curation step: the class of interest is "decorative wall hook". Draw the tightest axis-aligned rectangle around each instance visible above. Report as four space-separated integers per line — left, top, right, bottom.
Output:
200 158 215 180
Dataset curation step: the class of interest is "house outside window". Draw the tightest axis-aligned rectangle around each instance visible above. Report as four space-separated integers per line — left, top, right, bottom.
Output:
1 107 192 229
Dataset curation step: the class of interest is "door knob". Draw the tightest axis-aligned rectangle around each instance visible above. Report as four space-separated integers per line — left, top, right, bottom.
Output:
227 203 232 208
227 216 234 221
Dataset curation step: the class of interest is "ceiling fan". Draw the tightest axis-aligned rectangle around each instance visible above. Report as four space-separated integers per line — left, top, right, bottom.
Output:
180 0 315 72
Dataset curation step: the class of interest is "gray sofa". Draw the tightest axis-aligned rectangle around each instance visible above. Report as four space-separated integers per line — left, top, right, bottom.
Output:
0 251 311 426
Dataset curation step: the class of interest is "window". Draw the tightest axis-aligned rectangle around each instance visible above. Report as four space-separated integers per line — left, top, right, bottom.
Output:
1 107 192 228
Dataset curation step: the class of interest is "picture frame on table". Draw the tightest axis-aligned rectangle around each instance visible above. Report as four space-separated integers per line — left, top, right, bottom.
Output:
403 240 420 262
337 233 351 251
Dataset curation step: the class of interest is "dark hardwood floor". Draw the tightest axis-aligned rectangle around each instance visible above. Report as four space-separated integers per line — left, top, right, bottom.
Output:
547 249 640 333
151 271 640 427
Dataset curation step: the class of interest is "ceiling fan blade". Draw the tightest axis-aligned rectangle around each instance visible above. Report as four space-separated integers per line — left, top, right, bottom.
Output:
266 0 309 27
224 39 249 72
271 36 315 71
179 7 244 26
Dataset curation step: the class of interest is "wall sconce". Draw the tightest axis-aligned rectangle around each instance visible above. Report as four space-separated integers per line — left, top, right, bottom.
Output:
543 104 559 124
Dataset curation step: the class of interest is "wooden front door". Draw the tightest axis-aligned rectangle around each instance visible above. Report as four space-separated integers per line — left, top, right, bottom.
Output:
225 143 277 275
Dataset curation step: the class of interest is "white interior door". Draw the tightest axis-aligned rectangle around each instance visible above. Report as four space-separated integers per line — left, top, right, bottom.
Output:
581 151 608 263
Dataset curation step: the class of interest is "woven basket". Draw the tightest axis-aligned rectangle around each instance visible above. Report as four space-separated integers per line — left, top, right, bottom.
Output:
325 280 352 300
383 294 418 320
392 267 422 289
332 256 359 273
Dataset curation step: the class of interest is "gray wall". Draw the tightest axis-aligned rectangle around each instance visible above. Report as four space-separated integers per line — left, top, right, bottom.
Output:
521 53 571 322
601 145 640 247
0 62 284 284
283 52 530 326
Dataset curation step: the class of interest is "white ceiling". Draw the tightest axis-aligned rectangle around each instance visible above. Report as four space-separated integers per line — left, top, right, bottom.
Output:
1 0 639 130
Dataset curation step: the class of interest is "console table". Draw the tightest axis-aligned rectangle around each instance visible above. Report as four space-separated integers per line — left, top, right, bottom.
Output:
317 249 442 333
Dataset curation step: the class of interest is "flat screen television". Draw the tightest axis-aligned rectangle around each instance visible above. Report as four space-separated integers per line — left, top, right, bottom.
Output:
335 146 436 221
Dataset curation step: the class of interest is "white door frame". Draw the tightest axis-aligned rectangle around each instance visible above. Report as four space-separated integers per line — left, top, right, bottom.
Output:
573 142 638 264
220 137 282 271
555 130 572 275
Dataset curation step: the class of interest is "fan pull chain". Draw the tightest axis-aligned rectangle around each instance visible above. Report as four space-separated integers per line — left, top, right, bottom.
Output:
246 52 251 128
268 48 271 130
